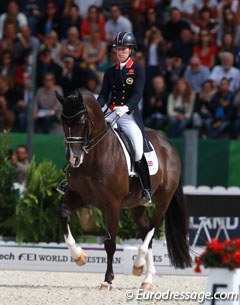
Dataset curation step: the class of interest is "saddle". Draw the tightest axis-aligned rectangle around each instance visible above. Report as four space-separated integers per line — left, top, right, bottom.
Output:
111 126 159 177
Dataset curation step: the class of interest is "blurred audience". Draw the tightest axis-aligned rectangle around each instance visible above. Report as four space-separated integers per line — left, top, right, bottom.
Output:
11 144 29 184
167 78 195 137
33 73 62 134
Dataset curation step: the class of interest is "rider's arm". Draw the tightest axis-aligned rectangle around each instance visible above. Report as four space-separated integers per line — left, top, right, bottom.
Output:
97 68 111 107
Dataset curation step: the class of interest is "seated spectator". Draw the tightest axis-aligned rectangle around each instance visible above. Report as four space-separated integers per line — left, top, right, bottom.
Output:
14 71 32 132
205 78 235 138
193 29 217 69
33 73 63 134
11 145 29 184
104 4 132 45
144 26 167 89
164 7 190 51
210 51 240 92
37 0 62 41
83 28 107 72
192 79 217 131
15 24 40 62
82 28 107 73
81 5 105 41
0 0 28 39
75 0 104 17
60 26 85 63
130 1 156 44
167 77 195 137
184 55 210 93
165 54 186 92
133 49 146 67
216 7 240 47
60 56 88 96
170 0 197 20
19 0 44 36
191 6 218 38
170 27 194 65
85 74 101 97
0 95 15 131
218 32 236 55
102 0 131 17
62 4 82 40
0 75 16 109
14 49 31 86
144 6 163 34
36 49 62 87
144 75 168 130
195 0 217 19
0 21 18 58
39 30 62 67
0 50 17 86
217 0 239 20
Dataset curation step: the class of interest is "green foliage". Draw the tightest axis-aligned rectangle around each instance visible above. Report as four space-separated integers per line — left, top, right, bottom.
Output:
0 133 19 237
16 159 80 243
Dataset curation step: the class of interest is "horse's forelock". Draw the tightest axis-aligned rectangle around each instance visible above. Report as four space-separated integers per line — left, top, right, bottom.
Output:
62 91 85 118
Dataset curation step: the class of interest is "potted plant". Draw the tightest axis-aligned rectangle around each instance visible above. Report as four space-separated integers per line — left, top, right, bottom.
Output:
195 238 240 305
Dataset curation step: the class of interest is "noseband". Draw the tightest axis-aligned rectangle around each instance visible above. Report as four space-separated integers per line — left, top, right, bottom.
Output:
62 105 91 153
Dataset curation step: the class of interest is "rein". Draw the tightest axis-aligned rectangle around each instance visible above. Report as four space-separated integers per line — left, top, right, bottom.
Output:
64 107 120 153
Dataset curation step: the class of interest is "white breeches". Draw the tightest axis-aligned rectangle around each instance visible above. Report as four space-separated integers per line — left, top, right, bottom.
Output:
106 110 143 161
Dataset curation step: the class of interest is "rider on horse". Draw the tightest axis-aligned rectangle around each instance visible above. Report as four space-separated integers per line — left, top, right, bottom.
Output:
57 31 152 207
97 31 152 206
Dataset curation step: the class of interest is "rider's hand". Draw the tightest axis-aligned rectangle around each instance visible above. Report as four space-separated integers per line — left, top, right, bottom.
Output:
114 105 129 117
101 104 108 113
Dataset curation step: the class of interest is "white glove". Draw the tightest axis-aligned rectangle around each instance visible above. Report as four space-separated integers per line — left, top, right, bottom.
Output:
101 104 107 113
114 105 129 117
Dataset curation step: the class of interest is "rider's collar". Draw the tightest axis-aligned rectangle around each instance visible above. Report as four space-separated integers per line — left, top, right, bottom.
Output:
116 57 134 69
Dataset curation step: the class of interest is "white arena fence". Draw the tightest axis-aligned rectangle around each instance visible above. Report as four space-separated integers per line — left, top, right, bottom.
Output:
0 186 239 276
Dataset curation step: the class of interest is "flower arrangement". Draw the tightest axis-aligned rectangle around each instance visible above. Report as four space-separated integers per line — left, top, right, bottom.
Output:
195 238 240 273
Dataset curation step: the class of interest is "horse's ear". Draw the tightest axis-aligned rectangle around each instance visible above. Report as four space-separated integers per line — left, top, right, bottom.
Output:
55 91 65 105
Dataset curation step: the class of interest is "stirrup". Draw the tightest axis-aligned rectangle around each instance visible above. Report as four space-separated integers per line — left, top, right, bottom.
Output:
140 189 153 207
56 180 68 195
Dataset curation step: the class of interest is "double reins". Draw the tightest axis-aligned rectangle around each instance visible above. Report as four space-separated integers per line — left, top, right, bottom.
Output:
63 106 120 153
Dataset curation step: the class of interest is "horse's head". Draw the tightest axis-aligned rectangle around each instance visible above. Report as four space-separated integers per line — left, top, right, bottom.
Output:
56 90 94 168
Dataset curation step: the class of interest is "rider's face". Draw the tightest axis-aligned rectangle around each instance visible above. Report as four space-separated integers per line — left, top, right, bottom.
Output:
116 47 131 63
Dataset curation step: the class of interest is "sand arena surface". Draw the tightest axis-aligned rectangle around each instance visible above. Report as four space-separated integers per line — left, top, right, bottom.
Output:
0 270 207 305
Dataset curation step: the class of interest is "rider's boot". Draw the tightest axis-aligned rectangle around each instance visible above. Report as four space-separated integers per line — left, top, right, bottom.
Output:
135 156 152 207
56 179 68 195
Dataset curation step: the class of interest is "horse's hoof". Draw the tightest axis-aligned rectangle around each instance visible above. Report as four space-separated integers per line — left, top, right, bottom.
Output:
140 282 154 290
132 264 144 276
99 282 113 291
75 249 87 266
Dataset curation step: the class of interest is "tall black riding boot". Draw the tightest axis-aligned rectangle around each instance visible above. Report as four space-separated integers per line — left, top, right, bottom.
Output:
135 157 152 207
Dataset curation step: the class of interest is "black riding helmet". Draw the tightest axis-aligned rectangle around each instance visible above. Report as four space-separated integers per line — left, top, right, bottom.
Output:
112 32 137 50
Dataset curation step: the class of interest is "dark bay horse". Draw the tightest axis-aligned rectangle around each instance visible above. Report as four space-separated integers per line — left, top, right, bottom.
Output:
55 90 192 290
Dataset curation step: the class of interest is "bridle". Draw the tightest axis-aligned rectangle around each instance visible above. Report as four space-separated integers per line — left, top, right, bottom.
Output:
62 103 120 155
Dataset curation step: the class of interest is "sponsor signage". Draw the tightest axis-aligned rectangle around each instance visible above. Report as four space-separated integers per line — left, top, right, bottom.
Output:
0 242 205 275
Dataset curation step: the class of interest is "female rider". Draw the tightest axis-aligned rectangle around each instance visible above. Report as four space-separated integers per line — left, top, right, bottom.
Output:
97 32 152 207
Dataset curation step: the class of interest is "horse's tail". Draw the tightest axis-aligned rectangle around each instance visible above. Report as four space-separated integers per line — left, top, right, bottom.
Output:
165 180 192 269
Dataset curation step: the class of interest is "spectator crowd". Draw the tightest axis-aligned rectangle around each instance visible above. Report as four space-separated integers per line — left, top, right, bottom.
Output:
1 0 240 139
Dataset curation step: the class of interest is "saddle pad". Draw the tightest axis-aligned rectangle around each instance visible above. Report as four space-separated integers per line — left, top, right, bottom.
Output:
112 128 159 176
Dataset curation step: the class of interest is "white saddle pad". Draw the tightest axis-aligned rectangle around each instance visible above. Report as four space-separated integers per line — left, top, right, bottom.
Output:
112 128 159 176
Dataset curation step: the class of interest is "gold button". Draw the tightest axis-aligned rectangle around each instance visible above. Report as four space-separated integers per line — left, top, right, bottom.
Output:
113 102 115 104
121 102 124 105
123 90 125 93
122 97 125 99
114 97 116 99
123 84 125 87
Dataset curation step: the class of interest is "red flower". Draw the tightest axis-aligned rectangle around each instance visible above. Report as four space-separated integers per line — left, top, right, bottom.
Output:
194 239 240 273
207 239 222 254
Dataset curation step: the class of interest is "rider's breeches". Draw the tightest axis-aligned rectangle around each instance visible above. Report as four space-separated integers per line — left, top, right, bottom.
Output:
106 110 143 161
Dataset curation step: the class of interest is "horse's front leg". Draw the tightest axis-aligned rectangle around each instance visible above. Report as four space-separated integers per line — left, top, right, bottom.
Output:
100 204 120 290
59 202 87 266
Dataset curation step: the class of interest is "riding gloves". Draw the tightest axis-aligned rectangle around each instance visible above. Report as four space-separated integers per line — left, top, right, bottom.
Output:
114 105 129 117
